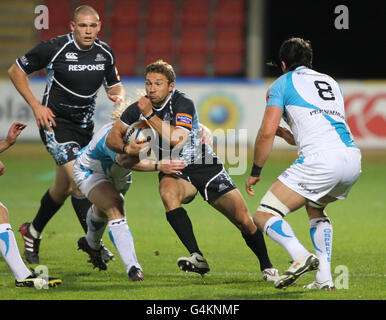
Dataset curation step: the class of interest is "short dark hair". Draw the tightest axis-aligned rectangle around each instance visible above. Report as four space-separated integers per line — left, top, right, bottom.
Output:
279 37 313 71
145 60 176 84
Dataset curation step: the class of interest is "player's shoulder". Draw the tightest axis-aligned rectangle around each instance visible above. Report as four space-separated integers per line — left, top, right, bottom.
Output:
95 38 114 53
172 89 195 107
39 33 72 50
268 72 288 93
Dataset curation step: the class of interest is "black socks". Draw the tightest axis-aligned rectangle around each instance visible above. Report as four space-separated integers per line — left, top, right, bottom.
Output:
166 207 202 256
242 229 273 271
32 190 63 233
71 195 92 233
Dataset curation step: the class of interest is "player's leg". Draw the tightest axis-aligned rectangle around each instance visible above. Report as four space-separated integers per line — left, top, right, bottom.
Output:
303 201 335 290
85 181 142 280
159 175 209 274
253 180 319 288
209 188 277 279
19 162 72 264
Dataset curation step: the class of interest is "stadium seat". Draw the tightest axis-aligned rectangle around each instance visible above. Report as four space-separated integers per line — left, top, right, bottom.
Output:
109 27 139 53
214 0 245 27
111 1 142 28
214 54 243 76
43 0 72 25
144 52 174 66
145 0 177 27
178 28 210 55
143 28 174 55
40 26 69 40
214 29 244 55
179 0 211 27
178 54 207 77
115 53 137 76
76 0 107 22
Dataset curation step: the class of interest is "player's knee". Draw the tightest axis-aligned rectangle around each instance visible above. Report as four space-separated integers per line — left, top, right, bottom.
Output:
257 190 291 218
0 202 9 223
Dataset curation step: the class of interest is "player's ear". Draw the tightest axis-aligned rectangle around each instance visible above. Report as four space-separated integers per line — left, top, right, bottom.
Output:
97 21 102 33
281 61 286 73
169 81 175 93
69 20 75 32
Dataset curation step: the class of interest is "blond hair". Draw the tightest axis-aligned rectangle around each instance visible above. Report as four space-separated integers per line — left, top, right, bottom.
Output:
110 89 146 120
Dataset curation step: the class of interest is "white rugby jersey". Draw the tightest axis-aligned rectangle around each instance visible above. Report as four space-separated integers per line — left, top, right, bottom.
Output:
266 66 357 156
76 122 118 175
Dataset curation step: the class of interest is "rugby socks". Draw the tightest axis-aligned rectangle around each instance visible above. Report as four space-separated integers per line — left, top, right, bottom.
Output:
166 207 203 256
71 195 92 233
0 223 32 281
242 230 273 271
264 216 309 260
108 218 141 273
309 217 333 283
32 190 63 234
85 206 107 250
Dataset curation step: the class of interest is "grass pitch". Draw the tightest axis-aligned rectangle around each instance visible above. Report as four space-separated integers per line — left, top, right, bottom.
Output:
0 143 385 301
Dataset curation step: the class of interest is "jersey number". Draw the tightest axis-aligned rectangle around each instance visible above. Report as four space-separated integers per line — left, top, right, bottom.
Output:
314 81 335 101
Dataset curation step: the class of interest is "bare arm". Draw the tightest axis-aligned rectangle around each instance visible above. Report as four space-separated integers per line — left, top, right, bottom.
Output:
245 106 283 196
106 120 129 153
0 122 27 153
106 83 126 107
8 64 56 130
276 126 296 145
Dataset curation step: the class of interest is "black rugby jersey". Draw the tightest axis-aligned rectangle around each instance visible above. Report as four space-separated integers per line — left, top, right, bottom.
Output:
16 32 121 129
120 89 218 166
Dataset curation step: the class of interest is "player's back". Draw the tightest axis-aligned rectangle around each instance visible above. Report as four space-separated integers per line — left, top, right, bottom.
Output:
269 67 356 156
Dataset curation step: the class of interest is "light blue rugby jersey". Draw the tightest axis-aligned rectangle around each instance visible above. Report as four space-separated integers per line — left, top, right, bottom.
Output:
266 66 356 156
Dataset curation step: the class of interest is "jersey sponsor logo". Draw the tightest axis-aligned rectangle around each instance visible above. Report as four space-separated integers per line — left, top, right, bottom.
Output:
95 53 106 61
65 52 78 61
176 113 192 128
68 64 105 71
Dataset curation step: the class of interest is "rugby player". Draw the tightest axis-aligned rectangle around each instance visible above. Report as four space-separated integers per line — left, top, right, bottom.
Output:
246 37 362 290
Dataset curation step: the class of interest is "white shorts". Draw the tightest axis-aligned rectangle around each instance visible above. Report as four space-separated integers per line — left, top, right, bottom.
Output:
73 161 132 198
278 148 361 202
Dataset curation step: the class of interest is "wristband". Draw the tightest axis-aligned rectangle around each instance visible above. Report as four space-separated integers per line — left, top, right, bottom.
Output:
155 162 158 171
250 164 263 177
122 144 126 153
145 110 156 120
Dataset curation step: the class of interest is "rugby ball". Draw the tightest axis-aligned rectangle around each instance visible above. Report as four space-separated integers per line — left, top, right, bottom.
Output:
123 120 156 144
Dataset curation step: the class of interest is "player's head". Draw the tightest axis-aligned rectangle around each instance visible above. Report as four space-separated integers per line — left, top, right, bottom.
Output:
144 60 176 107
70 5 101 50
279 37 313 73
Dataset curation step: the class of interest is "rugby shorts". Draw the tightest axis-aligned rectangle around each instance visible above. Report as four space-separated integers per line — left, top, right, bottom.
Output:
278 147 362 202
159 163 237 202
39 118 93 166
73 161 132 198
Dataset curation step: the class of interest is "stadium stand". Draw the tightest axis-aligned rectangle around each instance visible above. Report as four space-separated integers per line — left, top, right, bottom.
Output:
0 0 245 78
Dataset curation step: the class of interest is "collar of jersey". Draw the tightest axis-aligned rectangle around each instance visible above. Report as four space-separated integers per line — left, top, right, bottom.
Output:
152 89 175 111
69 32 95 51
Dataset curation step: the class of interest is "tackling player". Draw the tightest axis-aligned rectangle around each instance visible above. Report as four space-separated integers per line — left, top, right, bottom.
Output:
0 122 61 288
73 102 186 281
106 60 279 281
246 37 362 290
8 5 123 264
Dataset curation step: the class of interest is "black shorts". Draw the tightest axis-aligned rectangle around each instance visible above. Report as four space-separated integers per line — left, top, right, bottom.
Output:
158 163 237 203
39 118 93 166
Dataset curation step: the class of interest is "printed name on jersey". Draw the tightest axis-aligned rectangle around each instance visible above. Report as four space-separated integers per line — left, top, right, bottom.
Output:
68 64 105 71
309 108 345 120
65 52 78 61
176 113 193 128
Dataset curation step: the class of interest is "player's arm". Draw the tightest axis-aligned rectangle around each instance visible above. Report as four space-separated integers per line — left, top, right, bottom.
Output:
0 122 27 153
106 83 126 107
276 126 296 145
130 158 186 174
246 106 282 196
137 96 189 147
8 64 56 130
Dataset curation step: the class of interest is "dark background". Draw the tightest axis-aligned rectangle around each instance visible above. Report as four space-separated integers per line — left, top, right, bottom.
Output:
263 0 385 79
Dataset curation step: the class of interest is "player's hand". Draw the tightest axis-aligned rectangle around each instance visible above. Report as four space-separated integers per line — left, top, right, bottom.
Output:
0 161 4 176
5 122 27 146
124 139 150 156
198 123 213 147
245 175 261 196
137 96 153 118
159 159 186 174
32 103 56 131
276 126 296 145
108 94 124 107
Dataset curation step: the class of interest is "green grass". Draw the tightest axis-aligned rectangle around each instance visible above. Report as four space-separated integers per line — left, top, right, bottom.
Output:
0 143 385 300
